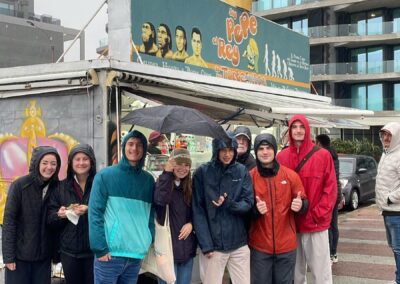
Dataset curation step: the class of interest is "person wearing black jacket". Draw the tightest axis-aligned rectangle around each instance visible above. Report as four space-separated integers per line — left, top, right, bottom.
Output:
2 146 61 284
233 126 256 171
154 148 197 284
316 134 341 264
47 144 96 284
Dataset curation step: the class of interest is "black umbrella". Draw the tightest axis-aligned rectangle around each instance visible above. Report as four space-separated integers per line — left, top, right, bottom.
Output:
121 105 230 141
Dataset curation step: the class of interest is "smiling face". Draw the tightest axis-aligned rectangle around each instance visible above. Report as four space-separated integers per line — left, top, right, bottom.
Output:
173 162 190 180
39 154 58 181
72 152 91 176
291 120 306 145
218 147 234 166
257 144 275 167
125 137 144 166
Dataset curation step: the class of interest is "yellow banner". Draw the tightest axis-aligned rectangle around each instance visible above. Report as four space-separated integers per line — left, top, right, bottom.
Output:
223 0 252 11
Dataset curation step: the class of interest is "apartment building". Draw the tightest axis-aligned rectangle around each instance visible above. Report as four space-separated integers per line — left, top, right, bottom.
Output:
253 0 400 142
0 0 83 67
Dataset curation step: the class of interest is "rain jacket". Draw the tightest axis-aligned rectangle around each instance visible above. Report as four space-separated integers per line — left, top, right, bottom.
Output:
2 146 61 263
249 133 306 254
375 122 400 213
192 134 254 253
276 115 337 233
47 144 96 258
89 131 155 258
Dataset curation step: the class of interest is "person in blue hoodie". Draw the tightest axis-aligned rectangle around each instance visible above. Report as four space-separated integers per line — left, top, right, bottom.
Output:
89 130 155 284
192 133 254 284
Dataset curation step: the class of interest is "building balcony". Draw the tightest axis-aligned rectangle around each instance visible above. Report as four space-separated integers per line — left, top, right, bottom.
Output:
309 21 400 46
311 60 400 82
253 0 368 20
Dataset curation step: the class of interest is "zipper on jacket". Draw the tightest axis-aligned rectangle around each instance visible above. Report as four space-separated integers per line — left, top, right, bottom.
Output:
267 178 276 254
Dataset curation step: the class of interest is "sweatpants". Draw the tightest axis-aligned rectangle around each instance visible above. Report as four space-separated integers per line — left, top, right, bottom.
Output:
199 245 250 284
250 248 296 284
5 258 51 284
294 230 332 284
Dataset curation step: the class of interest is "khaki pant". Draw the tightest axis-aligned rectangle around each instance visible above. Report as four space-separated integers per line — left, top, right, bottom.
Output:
199 245 250 284
294 230 333 284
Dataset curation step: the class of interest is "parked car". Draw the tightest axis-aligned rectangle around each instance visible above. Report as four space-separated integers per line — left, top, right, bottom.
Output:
339 154 377 210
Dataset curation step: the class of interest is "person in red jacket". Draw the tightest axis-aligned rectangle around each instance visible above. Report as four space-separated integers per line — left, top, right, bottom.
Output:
276 115 337 284
249 133 307 284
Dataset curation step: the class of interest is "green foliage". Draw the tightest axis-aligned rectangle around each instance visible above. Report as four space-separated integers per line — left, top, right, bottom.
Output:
331 138 382 161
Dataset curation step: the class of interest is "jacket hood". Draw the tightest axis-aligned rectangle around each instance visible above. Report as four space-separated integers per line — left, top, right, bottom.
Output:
211 131 238 165
67 144 97 179
120 130 148 169
234 126 252 163
254 133 280 177
288 114 313 152
29 146 61 183
380 122 400 153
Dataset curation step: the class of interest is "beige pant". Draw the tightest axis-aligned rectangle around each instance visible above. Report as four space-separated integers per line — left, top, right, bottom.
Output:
294 230 333 284
199 245 250 284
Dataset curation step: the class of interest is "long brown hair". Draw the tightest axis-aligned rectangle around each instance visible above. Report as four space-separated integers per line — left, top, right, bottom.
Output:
179 172 192 206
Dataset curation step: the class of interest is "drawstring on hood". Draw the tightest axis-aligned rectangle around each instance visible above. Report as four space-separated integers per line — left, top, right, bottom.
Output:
254 133 280 177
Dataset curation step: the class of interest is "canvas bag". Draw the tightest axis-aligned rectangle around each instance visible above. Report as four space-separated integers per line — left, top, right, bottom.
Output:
141 205 176 284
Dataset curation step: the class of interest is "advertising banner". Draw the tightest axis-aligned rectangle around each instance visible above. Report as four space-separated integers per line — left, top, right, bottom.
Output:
131 0 310 92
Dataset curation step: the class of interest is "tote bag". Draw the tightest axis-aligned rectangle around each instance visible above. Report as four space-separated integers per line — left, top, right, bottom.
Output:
142 205 176 284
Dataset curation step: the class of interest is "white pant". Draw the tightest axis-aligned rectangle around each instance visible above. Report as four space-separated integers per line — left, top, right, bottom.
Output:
294 230 333 284
199 245 250 284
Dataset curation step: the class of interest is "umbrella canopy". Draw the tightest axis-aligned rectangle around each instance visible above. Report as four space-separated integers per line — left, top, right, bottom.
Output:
121 105 230 142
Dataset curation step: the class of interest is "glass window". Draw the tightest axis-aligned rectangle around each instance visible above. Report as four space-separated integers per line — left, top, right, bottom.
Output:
367 84 383 111
367 47 383 73
273 0 288 8
367 10 383 35
351 13 366 36
395 46 400 72
351 84 367 109
394 9 400 33
292 16 308 35
395 83 400 111
351 48 366 74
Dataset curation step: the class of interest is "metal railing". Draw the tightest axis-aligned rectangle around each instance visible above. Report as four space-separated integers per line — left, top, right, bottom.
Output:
311 60 400 76
309 21 400 38
252 0 320 11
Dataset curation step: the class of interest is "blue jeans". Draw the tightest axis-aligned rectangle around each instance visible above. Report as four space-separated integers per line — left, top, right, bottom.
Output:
384 215 400 283
94 256 141 284
158 258 194 284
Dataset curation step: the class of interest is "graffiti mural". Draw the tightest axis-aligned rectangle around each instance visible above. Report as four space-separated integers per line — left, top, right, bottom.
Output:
0 100 79 223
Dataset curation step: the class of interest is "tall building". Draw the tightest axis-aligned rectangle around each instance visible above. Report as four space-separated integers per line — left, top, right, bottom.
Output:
253 0 400 142
0 0 83 67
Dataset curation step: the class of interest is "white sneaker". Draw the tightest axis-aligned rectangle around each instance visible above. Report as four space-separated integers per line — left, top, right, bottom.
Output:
331 254 338 263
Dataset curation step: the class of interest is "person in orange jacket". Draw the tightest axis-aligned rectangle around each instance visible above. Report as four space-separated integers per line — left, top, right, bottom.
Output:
249 133 308 284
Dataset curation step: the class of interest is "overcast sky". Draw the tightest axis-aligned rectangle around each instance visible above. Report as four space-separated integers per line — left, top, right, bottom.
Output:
34 0 108 61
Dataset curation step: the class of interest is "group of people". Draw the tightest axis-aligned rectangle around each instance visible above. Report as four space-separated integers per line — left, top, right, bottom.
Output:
136 22 208 68
4 114 398 284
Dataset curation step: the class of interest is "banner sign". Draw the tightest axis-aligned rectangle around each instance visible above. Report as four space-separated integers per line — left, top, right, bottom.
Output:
131 0 310 92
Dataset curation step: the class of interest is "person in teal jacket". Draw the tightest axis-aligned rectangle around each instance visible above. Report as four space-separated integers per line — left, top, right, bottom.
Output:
89 130 155 284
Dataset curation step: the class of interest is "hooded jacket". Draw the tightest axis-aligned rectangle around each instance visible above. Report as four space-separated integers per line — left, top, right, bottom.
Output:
375 122 400 213
192 134 254 253
2 146 61 263
249 134 306 254
47 144 96 258
89 131 155 258
234 126 256 171
276 115 337 233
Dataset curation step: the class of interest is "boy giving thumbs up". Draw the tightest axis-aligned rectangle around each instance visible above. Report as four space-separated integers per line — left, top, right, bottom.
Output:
249 133 308 284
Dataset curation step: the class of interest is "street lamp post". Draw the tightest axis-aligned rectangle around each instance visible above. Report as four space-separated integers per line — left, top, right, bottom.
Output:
26 20 55 63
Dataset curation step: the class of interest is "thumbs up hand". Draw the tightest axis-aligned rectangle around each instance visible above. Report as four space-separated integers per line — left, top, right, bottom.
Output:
256 196 268 215
291 192 303 212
